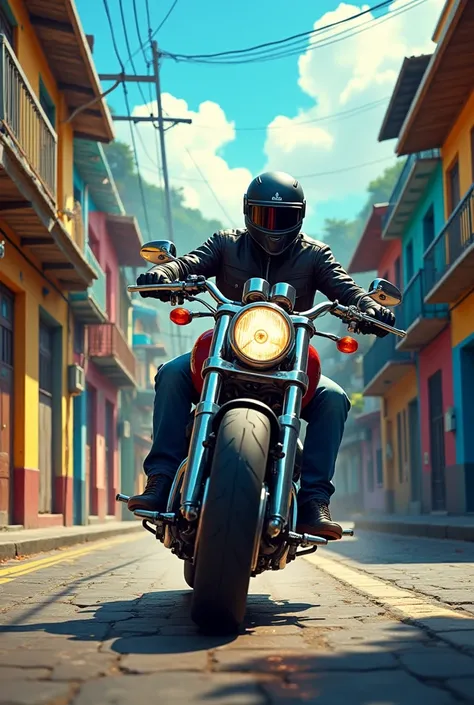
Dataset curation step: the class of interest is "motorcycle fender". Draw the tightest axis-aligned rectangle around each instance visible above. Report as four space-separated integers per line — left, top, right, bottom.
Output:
211 398 280 448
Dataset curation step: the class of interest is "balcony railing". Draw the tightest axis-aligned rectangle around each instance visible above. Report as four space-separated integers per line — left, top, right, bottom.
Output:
88 323 136 386
382 150 441 232
86 247 106 313
423 184 474 303
363 334 412 396
399 269 448 330
0 35 57 198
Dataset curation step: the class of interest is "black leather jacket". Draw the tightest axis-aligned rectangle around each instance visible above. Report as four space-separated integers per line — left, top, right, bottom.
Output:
151 229 366 312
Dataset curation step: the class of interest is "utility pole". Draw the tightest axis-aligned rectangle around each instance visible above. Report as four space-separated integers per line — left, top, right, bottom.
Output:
152 41 174 244
100 52 191 356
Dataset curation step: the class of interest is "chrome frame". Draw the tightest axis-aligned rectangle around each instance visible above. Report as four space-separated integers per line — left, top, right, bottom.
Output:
228 301 295 370
251 485 269 572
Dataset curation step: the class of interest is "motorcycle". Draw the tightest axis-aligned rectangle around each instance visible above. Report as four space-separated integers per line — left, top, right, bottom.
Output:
117 239 406 634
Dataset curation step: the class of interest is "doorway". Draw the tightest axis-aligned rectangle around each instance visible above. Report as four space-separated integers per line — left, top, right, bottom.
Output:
86 384 97 516
38 322 54 514
428 370 446 511
105 400 115 515
0 284 14 525
408 398 422 506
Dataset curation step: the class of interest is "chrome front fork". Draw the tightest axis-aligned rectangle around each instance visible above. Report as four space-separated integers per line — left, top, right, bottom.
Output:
179 311 233 521
266 321 311 538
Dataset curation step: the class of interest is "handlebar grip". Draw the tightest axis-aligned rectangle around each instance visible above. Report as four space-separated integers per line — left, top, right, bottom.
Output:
359 312 406 338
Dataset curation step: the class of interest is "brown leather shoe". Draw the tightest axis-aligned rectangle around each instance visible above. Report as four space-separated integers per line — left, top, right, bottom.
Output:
128 474 172 513
296 500 342 541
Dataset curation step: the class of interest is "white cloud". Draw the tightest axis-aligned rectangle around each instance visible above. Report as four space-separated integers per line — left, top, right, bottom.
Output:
265 0 445 208
117 0 445 229
115 94 252 227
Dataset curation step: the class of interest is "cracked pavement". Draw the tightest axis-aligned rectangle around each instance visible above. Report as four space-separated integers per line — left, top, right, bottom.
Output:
0 530 474 703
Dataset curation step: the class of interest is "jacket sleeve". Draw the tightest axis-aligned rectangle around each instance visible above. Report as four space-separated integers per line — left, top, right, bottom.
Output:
313 243 366 306
150 231 223 281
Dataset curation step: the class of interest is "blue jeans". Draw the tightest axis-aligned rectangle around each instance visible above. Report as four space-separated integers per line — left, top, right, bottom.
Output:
144 353 350 505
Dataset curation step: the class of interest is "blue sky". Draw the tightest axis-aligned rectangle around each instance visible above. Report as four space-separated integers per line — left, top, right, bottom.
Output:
76 0 444 233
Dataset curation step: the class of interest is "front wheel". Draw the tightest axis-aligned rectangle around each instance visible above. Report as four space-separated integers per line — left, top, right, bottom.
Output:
183 560 195 588
191 407 271 634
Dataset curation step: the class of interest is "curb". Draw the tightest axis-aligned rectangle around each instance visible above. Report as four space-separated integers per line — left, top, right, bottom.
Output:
0 522 143 561
355 519 474 542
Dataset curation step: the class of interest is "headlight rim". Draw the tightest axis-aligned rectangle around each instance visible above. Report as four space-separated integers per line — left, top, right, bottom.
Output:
229 302 295 369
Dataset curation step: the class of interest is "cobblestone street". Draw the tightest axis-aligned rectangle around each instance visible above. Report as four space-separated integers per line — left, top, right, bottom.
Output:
1 529 474 704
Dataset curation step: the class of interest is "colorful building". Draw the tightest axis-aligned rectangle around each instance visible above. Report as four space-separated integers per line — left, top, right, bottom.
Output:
124 300 167 519
0 0 114 527
388 0 474 513
70 143 144 524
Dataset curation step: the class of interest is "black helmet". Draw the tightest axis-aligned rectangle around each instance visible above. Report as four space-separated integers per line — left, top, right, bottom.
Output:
244 171 306 256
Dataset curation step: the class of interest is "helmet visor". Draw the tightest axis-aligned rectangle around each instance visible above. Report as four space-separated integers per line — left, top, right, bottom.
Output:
248 204 302 232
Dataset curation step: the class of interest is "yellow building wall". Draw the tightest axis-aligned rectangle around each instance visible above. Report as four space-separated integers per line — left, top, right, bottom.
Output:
381 369 418 514
0 221 73 480
7 0 74 236
442 89 474 205
451 290 474 348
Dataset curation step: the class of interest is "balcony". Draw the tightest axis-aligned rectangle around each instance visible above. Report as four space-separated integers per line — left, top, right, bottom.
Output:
0 35 95 290
396 269 449 352
382 150 441 239
87 323 136 387
70 246 108 323
363 334 413 397
136 388 154 410
423 185 474 304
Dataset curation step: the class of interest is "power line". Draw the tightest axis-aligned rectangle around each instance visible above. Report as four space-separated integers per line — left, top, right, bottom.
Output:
166 0 394 61
132 0 150 67
118 0 150 107
195 96 389 132
296 155 397 179
101 0 153 237
163 0 427 65
125 0 180 68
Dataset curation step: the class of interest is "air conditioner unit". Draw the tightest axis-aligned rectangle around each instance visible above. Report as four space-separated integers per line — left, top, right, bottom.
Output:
68 364 85 396
119 420 131 439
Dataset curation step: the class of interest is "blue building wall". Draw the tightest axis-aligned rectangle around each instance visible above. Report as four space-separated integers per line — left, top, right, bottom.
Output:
452 332 474 512
73 391 88 524
400 164 445 284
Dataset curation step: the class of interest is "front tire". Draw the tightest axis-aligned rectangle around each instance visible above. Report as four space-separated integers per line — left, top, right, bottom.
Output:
183 560 195 588
191 407 270 634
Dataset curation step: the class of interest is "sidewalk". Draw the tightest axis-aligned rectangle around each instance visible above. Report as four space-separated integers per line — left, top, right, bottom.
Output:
354 513 474 542
0 520 143 561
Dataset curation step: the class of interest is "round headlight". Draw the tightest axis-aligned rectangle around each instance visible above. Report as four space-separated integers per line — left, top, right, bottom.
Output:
230 304 293 368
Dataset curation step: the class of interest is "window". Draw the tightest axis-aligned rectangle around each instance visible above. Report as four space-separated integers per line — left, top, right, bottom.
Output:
406 242 414 283
39 322 53 395
397 412 403 484
39 79 56 129
447 158 461 214
423 205 435 252
0 2 15 49
376 448 383 486
74 321 85 355
367 456 374 493
471 127 474 182
394 257 401 289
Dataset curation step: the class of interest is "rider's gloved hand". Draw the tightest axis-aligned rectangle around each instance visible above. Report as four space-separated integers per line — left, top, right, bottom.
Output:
357 300 395 338
136 270 172 301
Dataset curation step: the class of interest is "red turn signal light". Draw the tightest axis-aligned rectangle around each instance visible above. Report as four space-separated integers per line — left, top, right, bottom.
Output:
336 336 359 354
170 308 193 326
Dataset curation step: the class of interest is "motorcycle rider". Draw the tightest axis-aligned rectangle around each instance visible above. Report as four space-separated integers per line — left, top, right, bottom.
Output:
128 171 395 540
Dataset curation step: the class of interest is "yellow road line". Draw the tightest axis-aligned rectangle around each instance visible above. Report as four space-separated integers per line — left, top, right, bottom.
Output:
0 534 142 585
305 552 471 624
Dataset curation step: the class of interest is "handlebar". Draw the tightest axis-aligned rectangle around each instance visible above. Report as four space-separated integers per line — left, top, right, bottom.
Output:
128 280 406 339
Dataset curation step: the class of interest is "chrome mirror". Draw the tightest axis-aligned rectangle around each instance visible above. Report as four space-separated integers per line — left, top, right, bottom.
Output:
140 240 177 265
367 278 402 307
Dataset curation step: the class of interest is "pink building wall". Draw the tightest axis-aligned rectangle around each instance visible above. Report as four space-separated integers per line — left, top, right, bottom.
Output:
419 325 455 510
89 212 120 324
86 212 121 519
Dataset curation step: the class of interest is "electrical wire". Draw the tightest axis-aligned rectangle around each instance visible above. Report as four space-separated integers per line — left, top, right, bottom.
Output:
125 0 180 68
102 0 153 237
296 155 397 179
132 0 150 67
118 0 150 107
195 96 389 132
163 0 427 65
182 146 235 225
168 0 394 61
